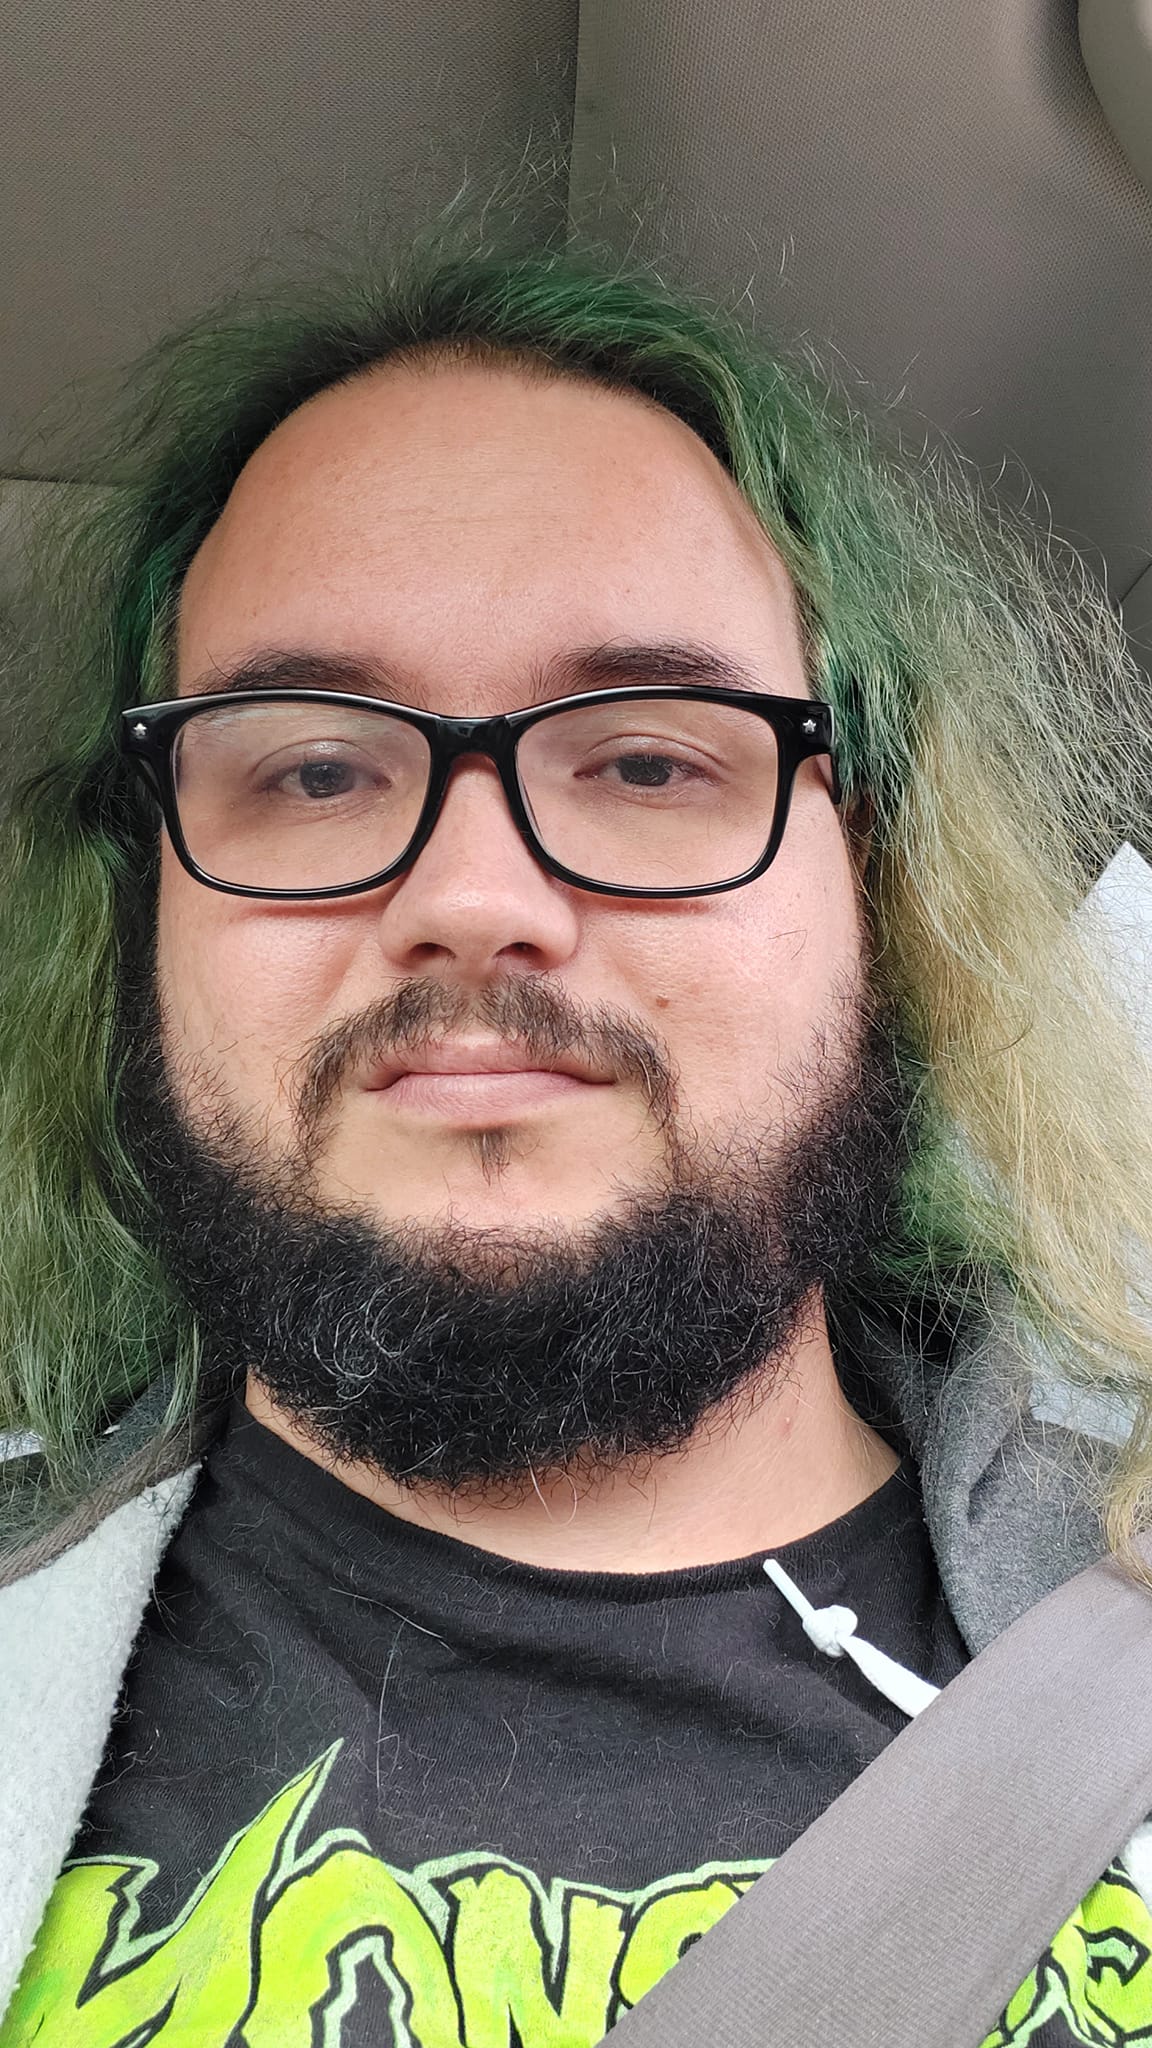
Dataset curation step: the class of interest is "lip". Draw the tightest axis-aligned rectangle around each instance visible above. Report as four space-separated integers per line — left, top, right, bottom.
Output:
375 1068 595 1118
359 1040 610 1120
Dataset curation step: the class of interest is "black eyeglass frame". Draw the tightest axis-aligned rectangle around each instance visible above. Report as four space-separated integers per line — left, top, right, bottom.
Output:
120 683 842 902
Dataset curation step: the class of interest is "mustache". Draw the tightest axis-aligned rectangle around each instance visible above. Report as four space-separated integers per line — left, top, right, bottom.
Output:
295 976 680 1145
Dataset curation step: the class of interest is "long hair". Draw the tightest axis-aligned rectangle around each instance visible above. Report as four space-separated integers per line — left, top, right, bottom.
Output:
3 238 1150 1550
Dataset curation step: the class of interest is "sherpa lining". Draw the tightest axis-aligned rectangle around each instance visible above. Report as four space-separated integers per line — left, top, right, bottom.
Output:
0 1469 198 2019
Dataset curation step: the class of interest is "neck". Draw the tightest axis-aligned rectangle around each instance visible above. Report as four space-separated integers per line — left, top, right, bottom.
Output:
245 1308 899 1572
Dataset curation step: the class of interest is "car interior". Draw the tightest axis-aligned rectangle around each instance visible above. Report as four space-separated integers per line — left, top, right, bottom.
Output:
2 0 1150 882
1 14 1152 2022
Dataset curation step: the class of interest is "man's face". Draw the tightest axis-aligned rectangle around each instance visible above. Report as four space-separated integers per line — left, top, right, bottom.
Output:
160 360 864 1240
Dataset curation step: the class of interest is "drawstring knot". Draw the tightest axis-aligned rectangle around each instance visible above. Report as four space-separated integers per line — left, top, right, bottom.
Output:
762 1557 941 1721
798 1602 858 1658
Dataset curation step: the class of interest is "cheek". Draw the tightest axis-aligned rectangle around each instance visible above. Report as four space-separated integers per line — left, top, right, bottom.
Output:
154 861 362 1105
607 817 862 1112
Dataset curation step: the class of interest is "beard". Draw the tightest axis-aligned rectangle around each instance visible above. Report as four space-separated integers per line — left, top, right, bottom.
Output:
114 954 917 1500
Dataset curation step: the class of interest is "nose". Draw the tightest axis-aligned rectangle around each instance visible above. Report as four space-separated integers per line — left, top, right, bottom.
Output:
372 756 583 981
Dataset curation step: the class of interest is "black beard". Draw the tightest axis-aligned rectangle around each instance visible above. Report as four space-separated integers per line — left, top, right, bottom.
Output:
114 965 917 1499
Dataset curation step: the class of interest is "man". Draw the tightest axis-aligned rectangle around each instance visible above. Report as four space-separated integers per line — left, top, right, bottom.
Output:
0 248 1151 2045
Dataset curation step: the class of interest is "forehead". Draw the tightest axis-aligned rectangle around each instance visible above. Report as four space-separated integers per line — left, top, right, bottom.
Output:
176 360 807 708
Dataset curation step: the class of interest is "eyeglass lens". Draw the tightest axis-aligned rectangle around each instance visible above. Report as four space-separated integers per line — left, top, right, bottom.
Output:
170 697 781 892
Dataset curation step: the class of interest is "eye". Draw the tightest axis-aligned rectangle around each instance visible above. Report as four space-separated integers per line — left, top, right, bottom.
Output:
255 745 388 802
292 758 362 800
610 752 700 787
577 740 718 797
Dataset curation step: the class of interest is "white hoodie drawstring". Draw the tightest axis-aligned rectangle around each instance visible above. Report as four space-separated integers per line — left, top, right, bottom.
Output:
763 1557 941 1720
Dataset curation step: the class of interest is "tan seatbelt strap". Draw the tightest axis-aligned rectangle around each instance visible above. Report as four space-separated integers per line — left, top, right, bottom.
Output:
604 1540 1152 2048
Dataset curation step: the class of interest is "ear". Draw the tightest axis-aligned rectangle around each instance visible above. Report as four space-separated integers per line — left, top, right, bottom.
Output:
842 789 875 883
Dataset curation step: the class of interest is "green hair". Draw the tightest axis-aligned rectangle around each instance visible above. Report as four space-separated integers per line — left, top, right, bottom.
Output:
3 238 1151 1554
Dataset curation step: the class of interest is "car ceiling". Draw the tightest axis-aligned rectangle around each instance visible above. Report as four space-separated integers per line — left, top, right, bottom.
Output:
3 0 1152 675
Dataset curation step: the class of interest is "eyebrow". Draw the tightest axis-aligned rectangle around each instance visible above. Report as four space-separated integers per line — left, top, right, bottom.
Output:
182 641 771 706
183 651 406 700
539 643 767 701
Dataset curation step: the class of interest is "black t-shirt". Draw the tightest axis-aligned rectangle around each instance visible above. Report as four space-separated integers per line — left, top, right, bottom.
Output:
7 1403 1152 2048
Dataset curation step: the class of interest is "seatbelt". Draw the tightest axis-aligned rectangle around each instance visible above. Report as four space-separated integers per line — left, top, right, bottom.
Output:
604 1536 1152 2048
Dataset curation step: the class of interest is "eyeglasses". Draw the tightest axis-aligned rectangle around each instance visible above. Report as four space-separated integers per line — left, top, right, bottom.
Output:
120 684 841 901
